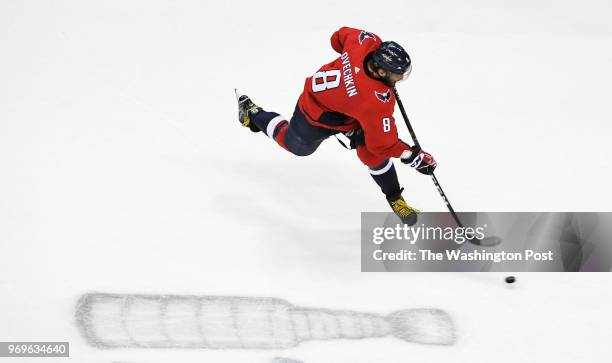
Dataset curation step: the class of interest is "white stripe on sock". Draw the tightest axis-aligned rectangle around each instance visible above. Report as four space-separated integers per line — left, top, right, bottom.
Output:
266 116 286 139
369 160 393 175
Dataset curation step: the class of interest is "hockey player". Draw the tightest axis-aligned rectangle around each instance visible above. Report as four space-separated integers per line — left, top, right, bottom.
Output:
235 27 436 225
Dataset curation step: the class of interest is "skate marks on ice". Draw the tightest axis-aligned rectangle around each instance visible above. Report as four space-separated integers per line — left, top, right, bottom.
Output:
76 293 455 349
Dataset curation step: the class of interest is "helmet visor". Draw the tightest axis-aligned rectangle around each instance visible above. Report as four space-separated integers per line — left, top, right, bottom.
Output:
395 63 412 82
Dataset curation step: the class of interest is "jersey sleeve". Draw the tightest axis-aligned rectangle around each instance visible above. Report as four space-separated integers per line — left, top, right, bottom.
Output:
330 27 378 54
358 106 412 159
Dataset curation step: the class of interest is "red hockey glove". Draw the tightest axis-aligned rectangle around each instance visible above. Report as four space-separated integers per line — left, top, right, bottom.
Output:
400 146 437 175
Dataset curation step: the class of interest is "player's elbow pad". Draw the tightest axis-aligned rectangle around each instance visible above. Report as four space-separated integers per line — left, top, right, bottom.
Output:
330 27 350 53
330 34 343 53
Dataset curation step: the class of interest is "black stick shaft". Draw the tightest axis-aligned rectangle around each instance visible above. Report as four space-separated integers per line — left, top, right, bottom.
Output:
393 88 465 229
431 174 464 228
393 89 420 148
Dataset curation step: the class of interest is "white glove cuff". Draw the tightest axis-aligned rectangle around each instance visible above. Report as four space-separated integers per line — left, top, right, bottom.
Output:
400 149 413 160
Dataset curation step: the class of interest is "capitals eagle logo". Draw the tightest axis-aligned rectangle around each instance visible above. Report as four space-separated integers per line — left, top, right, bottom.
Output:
358 31 376 44
375 90 392 103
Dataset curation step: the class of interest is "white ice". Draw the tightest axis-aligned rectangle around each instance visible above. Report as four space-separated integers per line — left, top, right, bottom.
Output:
1 0 612 362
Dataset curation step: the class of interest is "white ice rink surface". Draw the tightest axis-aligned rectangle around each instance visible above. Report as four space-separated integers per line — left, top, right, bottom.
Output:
1 0 612 362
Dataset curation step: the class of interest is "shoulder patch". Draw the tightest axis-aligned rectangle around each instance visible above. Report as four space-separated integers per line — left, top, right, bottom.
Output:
358 31 376 44
374 89 392 103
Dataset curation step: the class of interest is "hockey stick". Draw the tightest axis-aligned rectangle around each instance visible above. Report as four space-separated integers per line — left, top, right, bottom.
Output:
393 88 501 247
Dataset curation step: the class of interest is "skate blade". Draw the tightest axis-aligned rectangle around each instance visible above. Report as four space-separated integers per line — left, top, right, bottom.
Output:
234 88 246 101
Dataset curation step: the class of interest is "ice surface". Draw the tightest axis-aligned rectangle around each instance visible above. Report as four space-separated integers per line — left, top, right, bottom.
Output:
1 0 612 362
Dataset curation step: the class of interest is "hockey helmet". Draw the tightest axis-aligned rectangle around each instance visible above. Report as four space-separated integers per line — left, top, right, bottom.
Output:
372 41 412 81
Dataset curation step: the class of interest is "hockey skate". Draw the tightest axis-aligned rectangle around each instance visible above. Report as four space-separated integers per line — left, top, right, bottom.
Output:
235 89 262 133
387 192 418 226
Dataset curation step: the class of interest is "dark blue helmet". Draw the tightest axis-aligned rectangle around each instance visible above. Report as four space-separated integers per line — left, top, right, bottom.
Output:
372 41 412 77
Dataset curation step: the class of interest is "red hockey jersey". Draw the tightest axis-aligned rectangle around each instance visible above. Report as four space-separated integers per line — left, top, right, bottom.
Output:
298 27 411 166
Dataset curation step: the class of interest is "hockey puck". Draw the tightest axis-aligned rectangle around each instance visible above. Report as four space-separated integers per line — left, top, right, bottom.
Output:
505 276 516 284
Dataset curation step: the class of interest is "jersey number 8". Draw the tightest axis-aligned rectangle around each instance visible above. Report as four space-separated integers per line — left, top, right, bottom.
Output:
312 70 341 92
382 117 391 133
